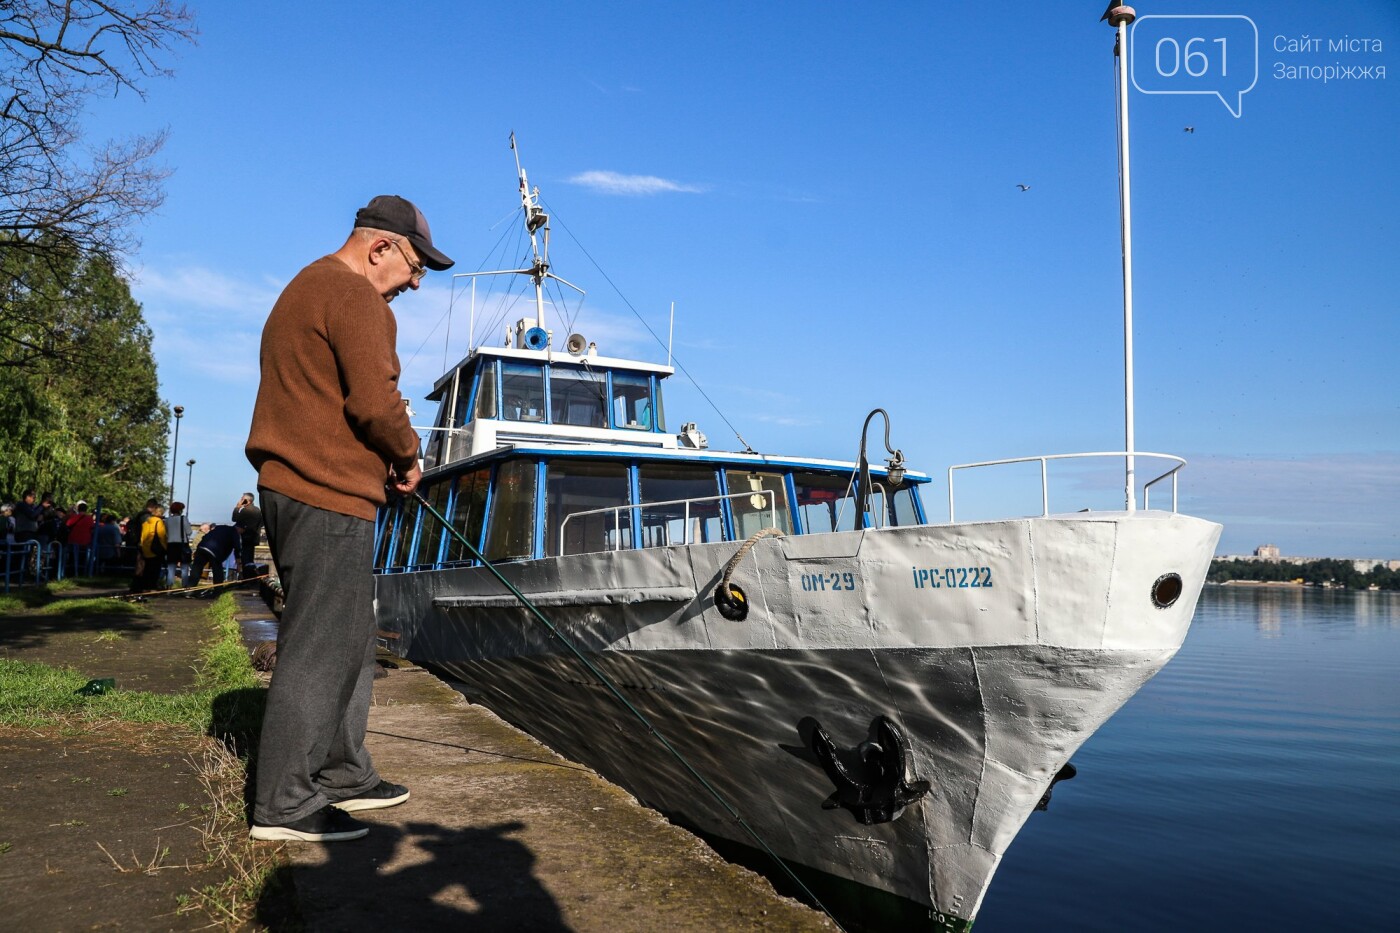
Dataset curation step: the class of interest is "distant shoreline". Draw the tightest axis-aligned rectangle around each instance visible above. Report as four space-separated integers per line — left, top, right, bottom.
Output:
1216 580 1305 587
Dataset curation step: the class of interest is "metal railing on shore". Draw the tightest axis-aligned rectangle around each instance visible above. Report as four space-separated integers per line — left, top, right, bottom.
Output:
2 540 66 593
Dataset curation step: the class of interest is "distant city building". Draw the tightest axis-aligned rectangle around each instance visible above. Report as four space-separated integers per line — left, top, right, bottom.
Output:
1215 546 1399 573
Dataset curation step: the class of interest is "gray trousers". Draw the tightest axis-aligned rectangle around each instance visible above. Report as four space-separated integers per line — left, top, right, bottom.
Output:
253 489 381 825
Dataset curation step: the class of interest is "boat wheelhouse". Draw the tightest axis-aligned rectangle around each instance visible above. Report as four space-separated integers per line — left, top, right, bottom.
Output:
374 337 929 574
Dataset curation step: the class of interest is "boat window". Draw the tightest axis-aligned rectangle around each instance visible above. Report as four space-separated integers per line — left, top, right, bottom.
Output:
611 372 653 431
888 482 919 527
389 494 423 568
725 470 794 538
444 467 490 563
373 499 401 569
423 390 451 470
637 464 725 547
412 480 453 567
501 361 545 422
550 367 608 428
484 458 537 561
474 360 498 420
547 460 632 556
793 472 859 534
653 379 666 433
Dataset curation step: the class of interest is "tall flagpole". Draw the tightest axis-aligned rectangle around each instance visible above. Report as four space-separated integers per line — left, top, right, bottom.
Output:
1107 4 1138 512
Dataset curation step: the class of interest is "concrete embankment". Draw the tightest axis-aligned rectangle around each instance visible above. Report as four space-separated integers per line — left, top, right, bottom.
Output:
259 625 834 931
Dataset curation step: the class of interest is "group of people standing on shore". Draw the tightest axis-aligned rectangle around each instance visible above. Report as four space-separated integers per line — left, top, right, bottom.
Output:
123 493 265 596
2 487 263 591
2 490 110 578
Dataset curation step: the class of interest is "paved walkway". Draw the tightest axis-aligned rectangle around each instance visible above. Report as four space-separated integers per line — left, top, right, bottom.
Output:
255 603 834 931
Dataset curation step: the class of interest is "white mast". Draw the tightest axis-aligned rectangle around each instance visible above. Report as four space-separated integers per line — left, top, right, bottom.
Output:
449 136 586 354
511 132 552 344
1106 5 1138 512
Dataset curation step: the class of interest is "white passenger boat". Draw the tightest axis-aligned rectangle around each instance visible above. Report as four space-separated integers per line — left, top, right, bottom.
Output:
375 20 1218 924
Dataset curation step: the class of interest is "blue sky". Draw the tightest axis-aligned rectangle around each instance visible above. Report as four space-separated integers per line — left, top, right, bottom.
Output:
100 0 1398 558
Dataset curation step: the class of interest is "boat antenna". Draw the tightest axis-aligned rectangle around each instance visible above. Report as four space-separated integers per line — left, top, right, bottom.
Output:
449 136 586 355
667 301 675 367
1105 4 1138 512
512 131 553 347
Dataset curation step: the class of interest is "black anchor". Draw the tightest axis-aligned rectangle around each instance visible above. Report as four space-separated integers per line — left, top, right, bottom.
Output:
806 715 931 825
1034 761 1078 811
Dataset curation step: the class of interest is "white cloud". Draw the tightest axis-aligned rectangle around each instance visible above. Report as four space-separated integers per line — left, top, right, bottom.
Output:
133 265 282 314
567 171 706 196
750 413 817 428
155 326 261 385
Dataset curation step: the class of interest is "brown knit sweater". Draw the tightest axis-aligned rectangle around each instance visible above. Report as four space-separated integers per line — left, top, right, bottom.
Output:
246 256 420 520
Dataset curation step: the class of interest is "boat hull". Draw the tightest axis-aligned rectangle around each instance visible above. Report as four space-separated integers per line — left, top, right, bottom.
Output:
374 511 1221 927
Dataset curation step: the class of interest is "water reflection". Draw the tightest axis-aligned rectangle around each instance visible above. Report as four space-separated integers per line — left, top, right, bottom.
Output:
240 617 279 644
977 584 1400 933
1208 582 1400 634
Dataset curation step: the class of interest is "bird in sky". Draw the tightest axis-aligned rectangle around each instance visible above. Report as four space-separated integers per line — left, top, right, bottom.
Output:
1016 184 1031 191
1184 126 1195 133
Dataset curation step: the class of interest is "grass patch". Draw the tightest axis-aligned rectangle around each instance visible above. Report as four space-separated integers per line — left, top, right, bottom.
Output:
0 588 50 610
0 578 101 612
0 592 286 929
93 629 125 643
39 597 139 616
0 593 260 731
176 741 299 928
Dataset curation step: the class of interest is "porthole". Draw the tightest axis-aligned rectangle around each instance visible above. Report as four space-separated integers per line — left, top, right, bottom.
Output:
1151 572 1184 609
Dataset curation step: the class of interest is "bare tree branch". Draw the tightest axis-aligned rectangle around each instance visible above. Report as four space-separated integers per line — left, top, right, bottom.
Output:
2 1 195 364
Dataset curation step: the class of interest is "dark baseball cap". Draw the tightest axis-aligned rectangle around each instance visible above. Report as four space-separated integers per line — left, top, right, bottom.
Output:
354 195 455 271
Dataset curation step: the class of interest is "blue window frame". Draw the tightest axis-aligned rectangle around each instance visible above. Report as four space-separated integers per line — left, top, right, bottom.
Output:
483 457 538 561
501 361 546 423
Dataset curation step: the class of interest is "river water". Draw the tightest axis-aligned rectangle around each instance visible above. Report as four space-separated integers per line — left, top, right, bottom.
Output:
975 584 1400 931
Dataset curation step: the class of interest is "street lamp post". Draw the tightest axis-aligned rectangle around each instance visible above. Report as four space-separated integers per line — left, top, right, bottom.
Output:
185 459 196 516
168 405 184 505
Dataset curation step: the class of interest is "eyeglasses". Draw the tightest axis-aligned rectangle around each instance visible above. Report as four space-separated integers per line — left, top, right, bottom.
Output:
389 238 426 283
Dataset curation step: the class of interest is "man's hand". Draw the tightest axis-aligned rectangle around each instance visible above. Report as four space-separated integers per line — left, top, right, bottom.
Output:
390 462 422 496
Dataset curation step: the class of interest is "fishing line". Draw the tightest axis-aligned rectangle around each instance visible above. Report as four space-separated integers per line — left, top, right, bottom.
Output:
409 490 845 931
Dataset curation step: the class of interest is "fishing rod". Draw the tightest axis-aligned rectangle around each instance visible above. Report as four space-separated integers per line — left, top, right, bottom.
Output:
114 573 270 602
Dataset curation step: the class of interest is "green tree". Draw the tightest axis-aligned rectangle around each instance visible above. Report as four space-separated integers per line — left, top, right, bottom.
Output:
1 243 167 511
1208 557 1400 591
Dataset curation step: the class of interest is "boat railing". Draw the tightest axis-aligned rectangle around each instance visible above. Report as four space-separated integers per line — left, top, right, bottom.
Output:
946 451 1187 522
558 490 777 556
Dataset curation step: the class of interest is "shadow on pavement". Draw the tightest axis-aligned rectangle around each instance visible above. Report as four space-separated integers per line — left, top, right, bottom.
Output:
255 819 567 931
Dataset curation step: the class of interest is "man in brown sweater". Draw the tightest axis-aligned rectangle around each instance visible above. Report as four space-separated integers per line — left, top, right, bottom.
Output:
245 195 453 842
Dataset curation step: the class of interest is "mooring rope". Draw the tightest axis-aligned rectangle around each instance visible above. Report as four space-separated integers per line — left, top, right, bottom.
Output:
719 527 785 600
409 491 844 930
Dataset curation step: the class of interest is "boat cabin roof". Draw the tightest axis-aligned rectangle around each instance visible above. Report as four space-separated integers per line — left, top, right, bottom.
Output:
419 339 930 486
428 344 674 402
